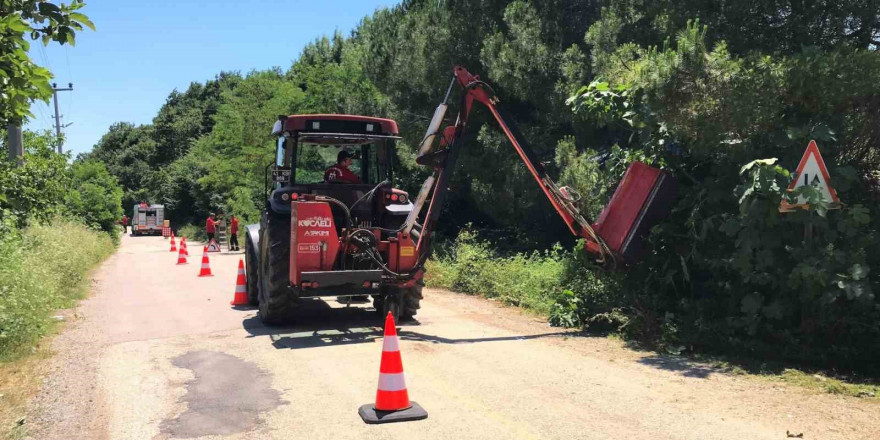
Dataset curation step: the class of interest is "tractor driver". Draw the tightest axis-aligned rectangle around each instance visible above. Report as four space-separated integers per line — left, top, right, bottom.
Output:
324 150 361 184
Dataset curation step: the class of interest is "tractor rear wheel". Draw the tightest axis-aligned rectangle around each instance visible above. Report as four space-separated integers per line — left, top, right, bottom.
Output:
258 210 297 325
245 237 260 305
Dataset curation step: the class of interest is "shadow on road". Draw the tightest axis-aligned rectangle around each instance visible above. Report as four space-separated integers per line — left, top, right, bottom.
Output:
241 299 385 349
241 299 580 350
636 355 718 378
397 330 578 345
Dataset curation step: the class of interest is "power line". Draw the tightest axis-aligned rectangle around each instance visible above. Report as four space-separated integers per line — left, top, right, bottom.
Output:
64 46 72 81
38 43 53 73
64 46 73 123
33 43 58 133
35 103 52 132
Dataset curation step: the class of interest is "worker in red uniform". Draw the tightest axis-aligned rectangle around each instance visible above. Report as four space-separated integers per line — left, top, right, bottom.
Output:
324 150 361 184
206 213 217 242
228 214 239 251
121 215 129 233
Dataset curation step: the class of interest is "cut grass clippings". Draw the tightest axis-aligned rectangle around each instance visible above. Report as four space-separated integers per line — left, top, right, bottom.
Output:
691 354 880 401
0 347 52 440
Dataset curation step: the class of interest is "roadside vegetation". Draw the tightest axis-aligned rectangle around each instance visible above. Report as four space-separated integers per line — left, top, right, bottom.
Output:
177 224 207 243
76 0 880 378
0 134 121 437
0 220 115 360
0 132 121 357
0 3 112 436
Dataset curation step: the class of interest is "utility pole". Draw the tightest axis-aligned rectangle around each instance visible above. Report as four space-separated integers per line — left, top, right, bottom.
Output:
6 121 24 167
52 82 73 154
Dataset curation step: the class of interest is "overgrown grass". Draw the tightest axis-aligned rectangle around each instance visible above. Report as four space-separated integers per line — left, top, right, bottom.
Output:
776 369 880 400
0 219 115 438
0 219 115 360
425 228 566 315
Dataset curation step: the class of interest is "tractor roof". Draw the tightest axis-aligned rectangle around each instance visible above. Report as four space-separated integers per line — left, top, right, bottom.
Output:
280 114 399 136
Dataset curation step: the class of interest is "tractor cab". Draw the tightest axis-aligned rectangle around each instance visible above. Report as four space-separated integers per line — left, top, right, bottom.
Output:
268 114 412 234
246 114 423 325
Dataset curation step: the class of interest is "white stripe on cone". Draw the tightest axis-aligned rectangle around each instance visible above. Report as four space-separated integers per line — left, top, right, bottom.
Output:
377 372 407 391
382 335 400 353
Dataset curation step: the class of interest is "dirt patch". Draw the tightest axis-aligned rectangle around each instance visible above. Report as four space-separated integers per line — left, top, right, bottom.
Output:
160 351 285 438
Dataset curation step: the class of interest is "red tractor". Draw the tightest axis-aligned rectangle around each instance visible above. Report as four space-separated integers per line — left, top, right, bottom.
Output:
246 67 676 325
245 114 424 324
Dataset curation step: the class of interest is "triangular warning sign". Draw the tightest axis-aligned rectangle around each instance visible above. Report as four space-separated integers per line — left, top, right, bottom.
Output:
207 239 222 252
781 140 840 211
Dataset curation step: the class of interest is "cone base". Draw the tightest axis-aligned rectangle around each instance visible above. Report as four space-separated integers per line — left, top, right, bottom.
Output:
358 401 427 424
198 274 214 277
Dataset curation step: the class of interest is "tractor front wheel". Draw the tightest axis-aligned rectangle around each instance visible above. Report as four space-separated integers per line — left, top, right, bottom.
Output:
258 211 297 325
373 285 422 322
245 237 260 306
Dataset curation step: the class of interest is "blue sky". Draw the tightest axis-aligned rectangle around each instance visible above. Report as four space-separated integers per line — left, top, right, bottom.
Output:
25 0 397 157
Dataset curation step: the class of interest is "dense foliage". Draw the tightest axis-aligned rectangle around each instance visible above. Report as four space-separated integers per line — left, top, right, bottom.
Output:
87 0 879 372
1 129 122 235
556 14 880 372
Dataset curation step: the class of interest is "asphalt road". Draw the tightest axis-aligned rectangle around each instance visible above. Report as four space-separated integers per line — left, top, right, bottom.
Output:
24 235 880 440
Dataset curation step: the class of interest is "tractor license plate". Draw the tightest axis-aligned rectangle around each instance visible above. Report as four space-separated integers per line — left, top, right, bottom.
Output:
272 167 292 183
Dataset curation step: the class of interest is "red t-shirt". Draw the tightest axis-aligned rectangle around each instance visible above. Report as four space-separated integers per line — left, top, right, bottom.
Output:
121 216 129 226
229 217 239 234
324 164 361 184
206 217 216 233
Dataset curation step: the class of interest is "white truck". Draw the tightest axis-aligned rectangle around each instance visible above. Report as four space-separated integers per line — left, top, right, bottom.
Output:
131 204 165 236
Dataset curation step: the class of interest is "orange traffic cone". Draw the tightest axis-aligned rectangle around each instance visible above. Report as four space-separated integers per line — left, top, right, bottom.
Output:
198 246 213 277
170 234 177 252
359 312 428 424
176 246 188 265
230 259 249 305
181 238 188 256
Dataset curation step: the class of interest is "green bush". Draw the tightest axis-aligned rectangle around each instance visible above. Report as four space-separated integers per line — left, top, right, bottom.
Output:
0 131 69 231
1 131 123 239
0 219 115 360
177 224 207 243
66 160 124 235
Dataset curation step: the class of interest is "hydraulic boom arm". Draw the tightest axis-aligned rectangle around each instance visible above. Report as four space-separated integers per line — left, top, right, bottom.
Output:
405 66 614 267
